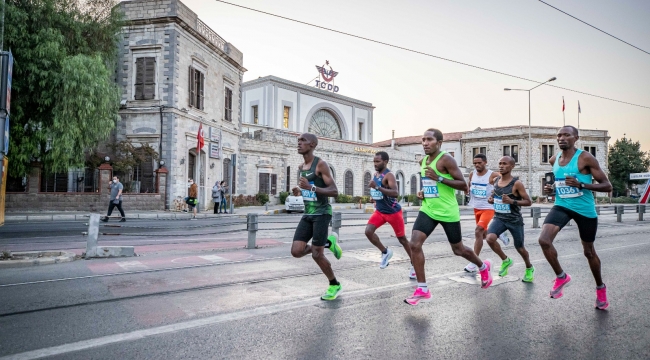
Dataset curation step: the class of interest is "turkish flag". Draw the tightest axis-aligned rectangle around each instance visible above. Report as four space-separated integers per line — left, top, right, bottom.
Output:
197 124 204 150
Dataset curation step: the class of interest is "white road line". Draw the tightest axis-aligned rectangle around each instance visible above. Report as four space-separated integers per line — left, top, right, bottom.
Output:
197 255 227 262
115 261 148 271
2 240 649 360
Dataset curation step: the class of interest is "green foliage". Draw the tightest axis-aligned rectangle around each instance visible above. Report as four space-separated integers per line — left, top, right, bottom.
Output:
455 194 464 206
279 191 289 204
406 194 421 206
6 0 123 176
610 197 638 204
607 137 650 197
256 192 270 205
336 194 353 203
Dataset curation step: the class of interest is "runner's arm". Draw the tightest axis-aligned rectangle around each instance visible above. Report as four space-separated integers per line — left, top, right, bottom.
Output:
316 160 339 197
467 172 473 193
380 172 399 198
513 180 532 207
582 153 613 193
441 155 468 192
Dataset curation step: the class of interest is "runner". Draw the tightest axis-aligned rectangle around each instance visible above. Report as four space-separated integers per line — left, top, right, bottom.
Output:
405 129 493 306
463 153 504 272
291 133 344 301
539 126 612 310
365 151 414 278
485 156 534 281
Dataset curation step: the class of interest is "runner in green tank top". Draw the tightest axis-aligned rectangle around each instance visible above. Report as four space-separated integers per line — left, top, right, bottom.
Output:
290 133 344 301
405 128 494 306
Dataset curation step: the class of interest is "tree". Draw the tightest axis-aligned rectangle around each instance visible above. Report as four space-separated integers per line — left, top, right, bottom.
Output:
5 0 122 176
607 137 650 197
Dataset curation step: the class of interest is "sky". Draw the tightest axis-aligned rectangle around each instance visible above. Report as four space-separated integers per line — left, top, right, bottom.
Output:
182 0 650 150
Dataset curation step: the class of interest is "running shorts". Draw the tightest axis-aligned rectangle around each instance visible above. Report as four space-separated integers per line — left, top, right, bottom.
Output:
293 214 332 247
543 205 598 243
487 217 525 249
412 211 462 244
367 210 406 238
474 209 495 230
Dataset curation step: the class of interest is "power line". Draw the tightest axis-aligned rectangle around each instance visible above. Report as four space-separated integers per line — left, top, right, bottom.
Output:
214 0 650 110
538 0 650 56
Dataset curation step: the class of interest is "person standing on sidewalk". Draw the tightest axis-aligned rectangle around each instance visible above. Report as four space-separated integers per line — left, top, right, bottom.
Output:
219 181 228 214
102 175 125 222
188 178 198 220
212 180 222 214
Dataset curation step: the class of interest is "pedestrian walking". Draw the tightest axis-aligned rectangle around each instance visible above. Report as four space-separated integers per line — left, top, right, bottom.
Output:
212 180 222 214
220 181 228 214
188 178 198 220
101 175 125 222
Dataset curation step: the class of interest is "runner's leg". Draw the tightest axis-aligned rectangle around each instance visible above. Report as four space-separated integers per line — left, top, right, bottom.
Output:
486 233 508 261
365 211 387 252
538 224 562 274
291 216 314 258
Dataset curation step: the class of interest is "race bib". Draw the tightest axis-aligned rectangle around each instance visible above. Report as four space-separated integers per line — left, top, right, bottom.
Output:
493 196 511 214
555 178 583 199
370 188 384 200
301 181 316 201
422 177 439 198
471 183 488 198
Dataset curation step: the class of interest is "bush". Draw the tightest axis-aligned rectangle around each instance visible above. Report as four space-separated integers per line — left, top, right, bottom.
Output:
455 194 464 206
406 194 421 206
336 194 353 203
256 192 270 205
279 191 289 204
230 194 263 207
610 196 638 204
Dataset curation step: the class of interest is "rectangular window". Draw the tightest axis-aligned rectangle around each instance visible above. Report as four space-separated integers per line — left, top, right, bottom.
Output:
358 123 364 141
286 166 291 192
252 105 259 124
259 173 270 194
541 144 555 164
271 174 277 195
584 146 597 157
503 145 519 163
188 67 205 110
283 106 290 128
472 147 486 157
135 57 156 100
224 87 233 121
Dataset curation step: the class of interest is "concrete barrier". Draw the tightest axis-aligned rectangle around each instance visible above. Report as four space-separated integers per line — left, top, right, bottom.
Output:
84 213 135 259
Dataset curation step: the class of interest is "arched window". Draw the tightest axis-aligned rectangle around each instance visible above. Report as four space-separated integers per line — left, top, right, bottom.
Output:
395 172 404 196
363 172 372 196
410 175 418 195
344 170 353 196
309 109 342 139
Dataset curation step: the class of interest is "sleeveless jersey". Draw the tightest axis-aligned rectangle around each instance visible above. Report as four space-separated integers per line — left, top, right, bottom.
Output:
419 152 460 222
492 176 523 225
370 168 401 214
300 157 332 215
553 149 597 218
468 169 494 210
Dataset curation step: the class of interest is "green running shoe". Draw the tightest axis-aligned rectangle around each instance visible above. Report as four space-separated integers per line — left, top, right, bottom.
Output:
328 233 342 260
522 266 535 283
498 258 513 277
321 284 342 301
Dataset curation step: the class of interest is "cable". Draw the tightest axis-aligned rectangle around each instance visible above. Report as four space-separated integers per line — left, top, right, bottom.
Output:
214 0 650 110
537 0 650 56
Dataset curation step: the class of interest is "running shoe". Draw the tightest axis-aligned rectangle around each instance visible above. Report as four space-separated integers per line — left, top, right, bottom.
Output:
499 232 510 246
550 274 572 299
498 258 513 277
464 262 477 273
409 266 417 280
479 260 493 289
327 233 342 260
404 288 431 306
522 267 535 283
379 248 393 269
321 284 342 301
595 285 609 310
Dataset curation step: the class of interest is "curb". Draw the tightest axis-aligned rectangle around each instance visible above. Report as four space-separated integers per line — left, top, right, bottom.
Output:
0 251 77 269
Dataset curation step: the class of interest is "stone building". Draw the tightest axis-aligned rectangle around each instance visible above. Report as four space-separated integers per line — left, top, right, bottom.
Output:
115 0 245 208
373 132 464 167
239 77 421 200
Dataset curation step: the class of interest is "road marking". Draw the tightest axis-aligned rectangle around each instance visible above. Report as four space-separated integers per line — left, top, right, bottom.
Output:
197 255 227 262
3 240 650 360
115 261 148 271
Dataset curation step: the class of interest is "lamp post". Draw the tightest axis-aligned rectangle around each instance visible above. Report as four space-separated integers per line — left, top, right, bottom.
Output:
504 77 556 192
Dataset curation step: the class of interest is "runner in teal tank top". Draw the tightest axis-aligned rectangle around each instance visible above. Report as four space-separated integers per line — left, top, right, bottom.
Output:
405 128 494 306
539 126 613 310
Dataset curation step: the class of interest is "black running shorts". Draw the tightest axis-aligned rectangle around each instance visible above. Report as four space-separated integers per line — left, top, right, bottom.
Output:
412 211 462 244
543 205 598 242
488 217 525 249
293 214 332 247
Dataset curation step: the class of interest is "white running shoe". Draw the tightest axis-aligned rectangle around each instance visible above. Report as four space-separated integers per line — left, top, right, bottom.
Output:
409 265 417 280
499 232 510 246
464 262 478 272
379 248 393 269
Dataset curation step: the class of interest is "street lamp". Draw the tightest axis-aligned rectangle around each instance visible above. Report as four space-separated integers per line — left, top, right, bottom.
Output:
504 77 556 192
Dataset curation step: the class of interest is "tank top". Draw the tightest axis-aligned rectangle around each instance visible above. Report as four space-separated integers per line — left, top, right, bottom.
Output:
419 151 460 222
370 169 401 214
300 157 332 216
492 176 523 225
468 169 494 210
553 149 597 218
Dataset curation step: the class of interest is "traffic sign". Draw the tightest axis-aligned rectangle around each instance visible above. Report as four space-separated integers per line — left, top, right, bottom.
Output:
630 173 650 180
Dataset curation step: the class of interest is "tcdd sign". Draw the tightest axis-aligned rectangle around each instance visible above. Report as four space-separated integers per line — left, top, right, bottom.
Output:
315 60 339 93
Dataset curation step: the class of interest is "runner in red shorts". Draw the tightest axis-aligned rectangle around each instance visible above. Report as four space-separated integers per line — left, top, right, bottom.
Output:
365 151 414 278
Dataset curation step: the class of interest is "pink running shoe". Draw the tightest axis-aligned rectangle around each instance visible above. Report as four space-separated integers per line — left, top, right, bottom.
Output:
479 260 492 289
550 274 572 299
404 288 431 306
595 285 609 310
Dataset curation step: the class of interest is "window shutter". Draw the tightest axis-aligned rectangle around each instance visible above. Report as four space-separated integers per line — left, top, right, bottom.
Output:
143 57 156 100
286 166 291 192
199 72 205 110
135 58 145 100
259 173 270 194
271 174 277 195
189 67 195 107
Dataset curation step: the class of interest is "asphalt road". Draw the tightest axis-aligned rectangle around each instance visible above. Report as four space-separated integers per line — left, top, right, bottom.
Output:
0 211 648 359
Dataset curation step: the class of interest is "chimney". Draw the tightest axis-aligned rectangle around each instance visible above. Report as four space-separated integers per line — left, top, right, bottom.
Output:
391 130 395 149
